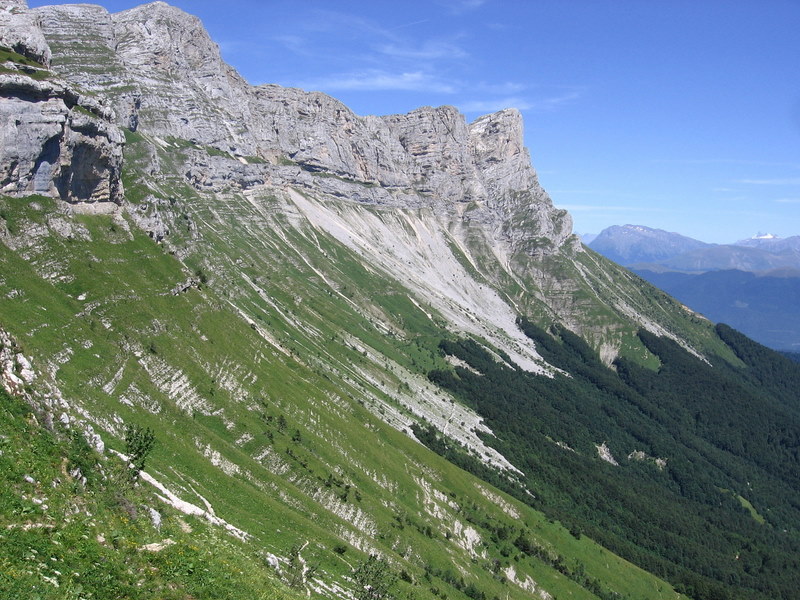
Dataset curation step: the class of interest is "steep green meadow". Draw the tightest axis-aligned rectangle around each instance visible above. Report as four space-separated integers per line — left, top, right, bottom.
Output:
0 191 693 599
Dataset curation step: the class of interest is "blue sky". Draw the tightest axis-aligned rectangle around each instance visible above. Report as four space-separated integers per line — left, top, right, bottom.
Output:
30 0 800 243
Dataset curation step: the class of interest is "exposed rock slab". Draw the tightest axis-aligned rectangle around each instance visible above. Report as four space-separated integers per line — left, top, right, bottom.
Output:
33 1 575 254
0 73 124 204
0 1 124 205
1 0 52 67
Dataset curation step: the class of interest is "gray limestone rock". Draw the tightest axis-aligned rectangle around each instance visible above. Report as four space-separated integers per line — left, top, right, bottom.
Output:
30 1 575 253
0 0 52 67
0 2 124 205
0 74 124 204
129 194 171 242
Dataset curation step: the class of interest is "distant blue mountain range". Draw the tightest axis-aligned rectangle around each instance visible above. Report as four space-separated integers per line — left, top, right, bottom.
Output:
586 225 800 272
586 225 800 351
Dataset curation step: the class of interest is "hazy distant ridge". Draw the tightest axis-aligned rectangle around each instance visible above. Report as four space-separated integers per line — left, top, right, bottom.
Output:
587 225 800 350
588 225 800 272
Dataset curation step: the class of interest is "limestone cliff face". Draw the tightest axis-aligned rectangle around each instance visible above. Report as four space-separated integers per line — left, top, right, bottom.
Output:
1 0 51 67
0 74 125 204
34 1 260 152
2 2 714 375
32 1 575 253
0 1 124 205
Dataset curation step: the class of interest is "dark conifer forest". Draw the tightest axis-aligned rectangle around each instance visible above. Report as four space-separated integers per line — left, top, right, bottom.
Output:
424 320 800 600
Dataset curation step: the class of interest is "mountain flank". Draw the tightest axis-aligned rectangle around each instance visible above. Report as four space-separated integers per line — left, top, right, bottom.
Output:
2 2 799 600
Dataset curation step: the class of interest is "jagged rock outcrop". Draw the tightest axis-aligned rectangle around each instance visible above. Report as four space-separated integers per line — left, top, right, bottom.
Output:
0 73 125 204
1 0 52 67
469 109 536 199
33 1 575 252
35 1 257 151
0 326 35 397
0 1 124 205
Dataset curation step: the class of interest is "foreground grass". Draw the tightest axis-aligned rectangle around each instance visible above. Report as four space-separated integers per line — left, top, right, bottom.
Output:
0 387 297 600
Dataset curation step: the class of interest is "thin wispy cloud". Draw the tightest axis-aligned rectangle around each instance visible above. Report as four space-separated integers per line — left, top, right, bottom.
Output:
388 19 430 31
293 70 457 93
530 90 581 110
439 0 488 14
474 81 527 94
776 197 800 203
272 34 309 55
269 9 470 95
550 190 618 195
301 10 391 39
738 177 800 185
556 205 668 213
654 158 800 168
460 90 580 114
378 40 468 60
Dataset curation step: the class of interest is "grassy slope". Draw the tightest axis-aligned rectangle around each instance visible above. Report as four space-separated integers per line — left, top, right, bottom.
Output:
0 184 690 600
0 384 299 600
